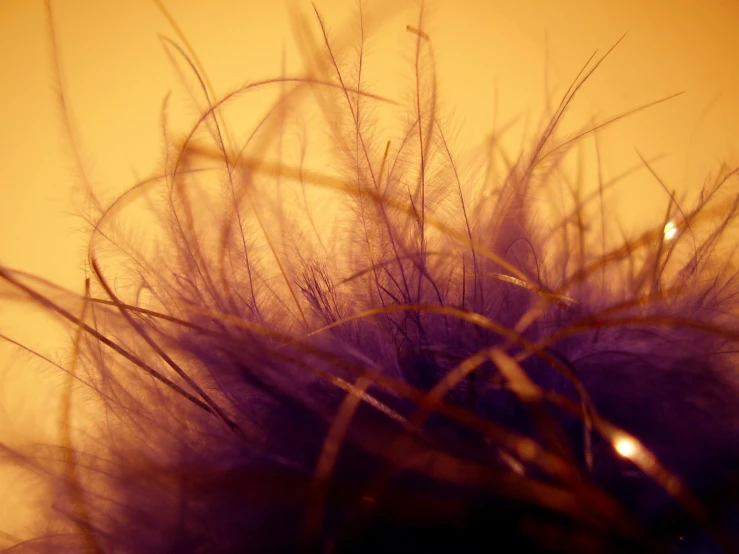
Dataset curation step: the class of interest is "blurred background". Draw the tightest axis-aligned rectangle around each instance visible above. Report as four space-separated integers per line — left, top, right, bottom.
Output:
0 0 737 544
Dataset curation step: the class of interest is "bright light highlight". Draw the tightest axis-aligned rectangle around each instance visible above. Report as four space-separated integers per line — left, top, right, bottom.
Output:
614 436 638 458
663 221 677 241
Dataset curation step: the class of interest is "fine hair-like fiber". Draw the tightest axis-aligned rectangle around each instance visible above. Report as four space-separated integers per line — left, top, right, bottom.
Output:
2 1 739 553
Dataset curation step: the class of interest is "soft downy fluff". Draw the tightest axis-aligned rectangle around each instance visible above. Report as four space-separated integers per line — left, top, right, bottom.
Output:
2 1 739 553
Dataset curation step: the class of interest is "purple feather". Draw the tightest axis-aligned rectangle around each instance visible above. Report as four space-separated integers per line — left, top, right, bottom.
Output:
2 2 739 553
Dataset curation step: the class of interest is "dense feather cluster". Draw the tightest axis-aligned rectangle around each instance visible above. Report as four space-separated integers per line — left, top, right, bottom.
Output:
2 2 739 553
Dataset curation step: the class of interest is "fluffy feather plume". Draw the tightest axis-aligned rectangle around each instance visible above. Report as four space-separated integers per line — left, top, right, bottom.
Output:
2 2 739 553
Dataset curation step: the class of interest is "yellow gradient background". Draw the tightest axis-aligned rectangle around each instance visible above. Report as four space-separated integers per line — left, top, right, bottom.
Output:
0 0 738 544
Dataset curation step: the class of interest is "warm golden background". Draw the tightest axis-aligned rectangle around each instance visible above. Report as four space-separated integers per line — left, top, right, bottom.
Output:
0 0 738 543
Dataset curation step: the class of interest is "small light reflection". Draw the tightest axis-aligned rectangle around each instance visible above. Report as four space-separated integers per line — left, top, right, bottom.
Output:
663 221 678 240
614 436 638 458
